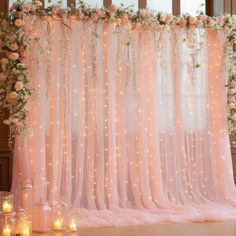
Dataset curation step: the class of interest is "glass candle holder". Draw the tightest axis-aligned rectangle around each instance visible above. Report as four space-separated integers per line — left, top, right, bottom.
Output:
67 216 78 232
32 200 52 232
15 209 32 235
22 179 33 220
0 192 14 213
0 212 16 236
52 204 66 231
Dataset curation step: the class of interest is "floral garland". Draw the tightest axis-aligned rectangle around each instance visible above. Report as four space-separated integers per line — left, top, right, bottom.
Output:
1 0 236 138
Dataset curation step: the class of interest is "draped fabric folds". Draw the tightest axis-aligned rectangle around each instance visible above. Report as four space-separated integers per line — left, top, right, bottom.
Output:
12 17 236 228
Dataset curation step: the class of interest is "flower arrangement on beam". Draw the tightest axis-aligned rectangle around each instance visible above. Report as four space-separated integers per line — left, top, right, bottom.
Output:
0 0 236 139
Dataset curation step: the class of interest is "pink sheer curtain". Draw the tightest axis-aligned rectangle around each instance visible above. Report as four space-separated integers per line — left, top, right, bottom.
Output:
12 17 236 229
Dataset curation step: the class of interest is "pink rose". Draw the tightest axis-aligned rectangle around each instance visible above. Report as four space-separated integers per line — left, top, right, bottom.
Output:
218 16 225 27
139 9 146 17
82 3 88 11
17 10 25 18
122 14 129 23
24 3 31 13
0 73 7 81
189 16 195 25
9 91 18 99
14 81 24 91
8 52 19 61
91 12 98 22
110 4 118 13
11 2 19 10
178 18 186 28
0 58 9 65
78 12 84 20
97 10 105 18
166 14 174 24
196 19 203 28
14 19 23 27
58 9 66 18
133 22 141 29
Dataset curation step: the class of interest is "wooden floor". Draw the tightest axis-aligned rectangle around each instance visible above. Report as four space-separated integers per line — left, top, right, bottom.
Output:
33 221 236 236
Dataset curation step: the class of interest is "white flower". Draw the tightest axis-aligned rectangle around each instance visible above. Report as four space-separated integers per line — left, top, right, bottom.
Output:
232 15 236 24
159 13 167 22
14 81 24 91
208 19 216 27
229 102 235 109
231 114 236 121
165 14 174 24
35 0 42 7
229 88 236 95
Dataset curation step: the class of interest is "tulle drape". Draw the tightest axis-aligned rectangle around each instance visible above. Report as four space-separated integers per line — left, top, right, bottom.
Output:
12 17 236 228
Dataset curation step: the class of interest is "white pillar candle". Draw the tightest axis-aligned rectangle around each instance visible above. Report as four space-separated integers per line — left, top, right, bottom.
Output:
3 226 11 236
2 201 12 213
68 222 77 232
53 219 62 230
22 227 30 236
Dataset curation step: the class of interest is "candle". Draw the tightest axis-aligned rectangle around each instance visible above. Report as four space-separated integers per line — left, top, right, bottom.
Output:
53 219 62 230
68 222 77 232
3 226 11 236
2 201 12 213
22 227 30 236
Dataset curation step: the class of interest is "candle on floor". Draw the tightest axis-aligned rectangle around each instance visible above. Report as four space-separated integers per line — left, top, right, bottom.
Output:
2 201 12 213
22 227 30 236
68 222 78 232
3 226 11 236
53 219 62 230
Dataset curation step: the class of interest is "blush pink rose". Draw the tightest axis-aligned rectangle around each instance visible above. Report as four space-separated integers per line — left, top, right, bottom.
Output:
0 58 9 65
14 19 23 27
8 52 19 61
9 43 19 51
0 73 7 81
218 16 225 26
9 91 18 99
11 2 19 10
91 12 98 21
133 22 141 29
196 19 203 28
82 3 89 11
139 9 146 17
24 3 31 13
78 12 84 20
97 10 105 18
110 4 118 13
179 18 187 28
189 16 196 25
122 14 129 23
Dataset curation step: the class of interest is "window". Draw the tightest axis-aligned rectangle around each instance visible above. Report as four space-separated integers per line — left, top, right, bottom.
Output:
181 0 206 15
112 0 138 11
76 0 103 8
147 0 172 13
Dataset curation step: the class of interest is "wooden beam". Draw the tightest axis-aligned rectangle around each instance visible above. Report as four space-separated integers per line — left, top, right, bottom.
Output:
139 0 147 9
0 0 8 18
206 0 213 16
67 0 76 7
232 0 236 14
224 0 231 13
172 0 180 15
104 0 112 8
